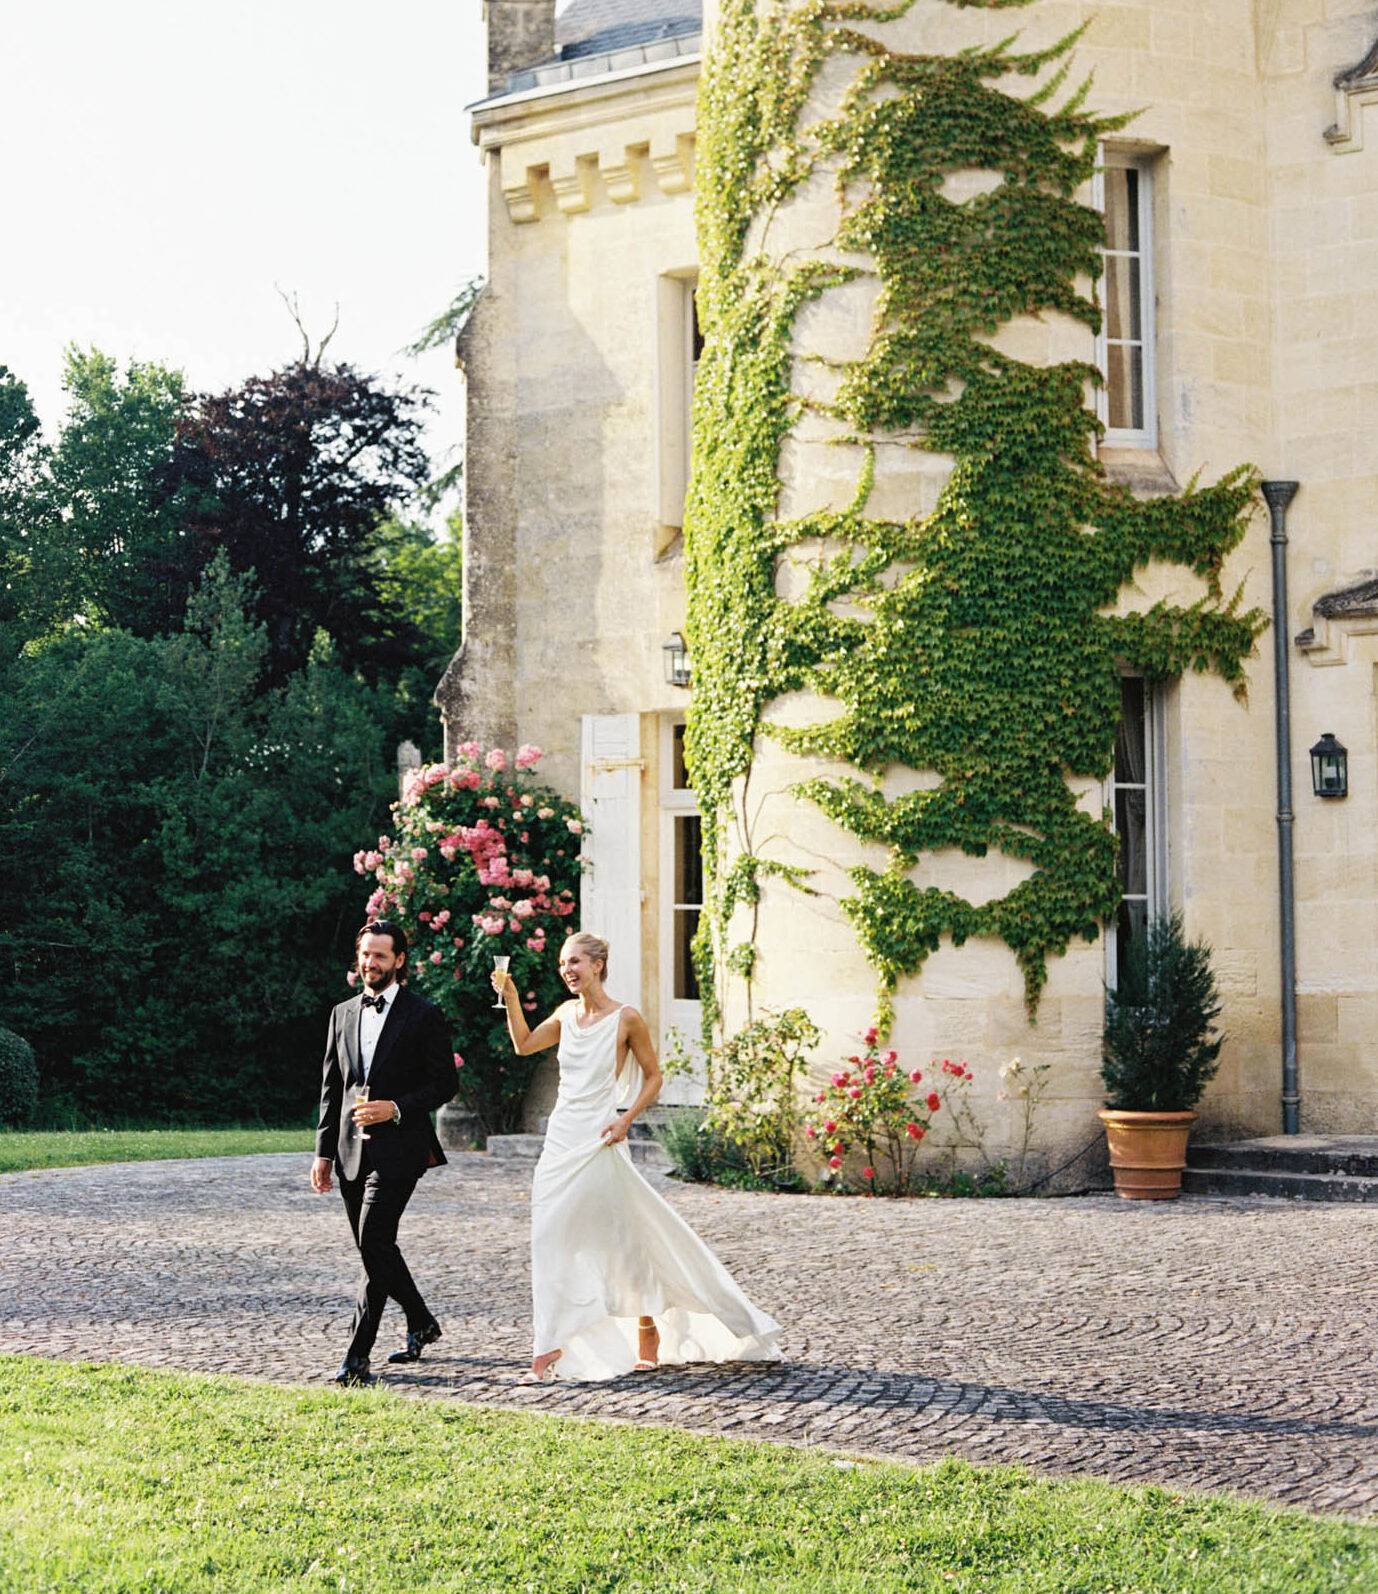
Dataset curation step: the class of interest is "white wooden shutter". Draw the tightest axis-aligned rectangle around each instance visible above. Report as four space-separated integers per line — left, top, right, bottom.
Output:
580 714 643 1007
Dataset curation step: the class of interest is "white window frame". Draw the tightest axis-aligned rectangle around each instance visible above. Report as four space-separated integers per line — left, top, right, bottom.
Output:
1105 676 1168 989
653 271 699 535
1094 151 1158 452
658 715 705 1101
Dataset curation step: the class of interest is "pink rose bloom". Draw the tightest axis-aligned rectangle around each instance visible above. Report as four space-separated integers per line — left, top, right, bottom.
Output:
882 1049 898 1066
862 1167 875 1180
453 1053 464 1068
481 795 499 809
828 1155 843 1170
418 911 431 922
459 740 480 759
509 918 521 934
815 1091 826 1104
926 1092 941 1112
515 743 542 768
512 900 534 919
537 807 554 820
864 1026 879 1046
864 1067 876 1084
429 951 443 964
831 1072 847 1088
452 937 464 948
346 970 359 987
485 748 507 771
805 1126 816 1138
411 847 427 861
526 936 544 950
461 769 482 790
849 1087 862 1100
909 1069 923 1084
566 819 583 835
434 909 450 927
823 1120 837 1133
366 888 387 916
352 850 367 874
479 915 505 935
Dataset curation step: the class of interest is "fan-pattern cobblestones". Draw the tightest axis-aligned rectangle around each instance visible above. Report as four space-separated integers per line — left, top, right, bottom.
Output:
2 1153 1376 1517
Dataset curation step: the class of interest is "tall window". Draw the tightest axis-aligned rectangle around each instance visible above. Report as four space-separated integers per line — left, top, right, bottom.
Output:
660 718 703 1012
1107 676 1167 987
1096 155 1157 451
655 273 701 541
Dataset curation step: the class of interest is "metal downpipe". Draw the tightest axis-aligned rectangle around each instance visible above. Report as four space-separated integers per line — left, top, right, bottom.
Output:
1262 479 1300 1135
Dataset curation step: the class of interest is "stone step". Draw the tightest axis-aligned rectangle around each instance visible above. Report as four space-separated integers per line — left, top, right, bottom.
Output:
483 1132 672 1173
1181 1165 1378 1203
1188 1135 1378 1179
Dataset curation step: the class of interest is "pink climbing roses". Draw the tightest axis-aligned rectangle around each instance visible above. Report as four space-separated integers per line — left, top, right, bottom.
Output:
352 744 585 1130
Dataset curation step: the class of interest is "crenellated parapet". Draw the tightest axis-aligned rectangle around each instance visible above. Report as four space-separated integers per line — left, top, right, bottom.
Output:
471 57 698 223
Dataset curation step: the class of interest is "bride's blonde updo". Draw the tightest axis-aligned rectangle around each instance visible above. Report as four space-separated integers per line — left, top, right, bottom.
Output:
564 931 610 980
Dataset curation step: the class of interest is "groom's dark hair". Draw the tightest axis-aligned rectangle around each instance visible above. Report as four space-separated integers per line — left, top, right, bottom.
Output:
355 919 409 968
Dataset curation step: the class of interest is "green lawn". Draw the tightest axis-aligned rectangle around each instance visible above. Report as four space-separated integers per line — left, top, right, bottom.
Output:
0 1358 1373 1593
0 1126 312 1175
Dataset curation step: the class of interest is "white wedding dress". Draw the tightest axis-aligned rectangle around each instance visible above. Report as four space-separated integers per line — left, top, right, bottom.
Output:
529 1003 782 1381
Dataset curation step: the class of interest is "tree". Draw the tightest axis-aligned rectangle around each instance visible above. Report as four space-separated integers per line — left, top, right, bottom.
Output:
0 365 64 658
51 347 207 636
0 557 404 1121
186 362 432 683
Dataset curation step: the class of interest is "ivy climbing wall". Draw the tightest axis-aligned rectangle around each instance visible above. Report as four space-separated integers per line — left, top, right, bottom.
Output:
685 0 1265 1047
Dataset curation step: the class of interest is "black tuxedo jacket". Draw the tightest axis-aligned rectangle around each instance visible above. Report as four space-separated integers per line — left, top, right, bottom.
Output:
315 985 454 1182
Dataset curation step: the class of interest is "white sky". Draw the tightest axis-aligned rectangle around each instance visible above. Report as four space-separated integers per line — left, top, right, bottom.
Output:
0 0 490 514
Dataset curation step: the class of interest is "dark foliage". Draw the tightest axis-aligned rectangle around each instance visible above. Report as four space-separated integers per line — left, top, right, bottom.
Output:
185 362 432 684
1101 912 1224 1112
0 1027 39 1126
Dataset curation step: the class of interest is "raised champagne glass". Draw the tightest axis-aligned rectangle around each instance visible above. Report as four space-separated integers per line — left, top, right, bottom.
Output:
492 955 511 1010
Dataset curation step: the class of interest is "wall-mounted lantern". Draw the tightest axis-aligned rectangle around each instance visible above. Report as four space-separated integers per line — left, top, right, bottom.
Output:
662 631 692 688
1309 732 1348 799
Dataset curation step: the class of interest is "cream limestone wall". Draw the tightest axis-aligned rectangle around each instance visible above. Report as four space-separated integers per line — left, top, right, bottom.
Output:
447 0 1378 1156
440 63 701 799
438 57 705 1107
709 0 1378 1172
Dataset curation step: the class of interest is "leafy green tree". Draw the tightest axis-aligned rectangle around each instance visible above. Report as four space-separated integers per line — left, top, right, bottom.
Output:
51 347 206 636
0 557 402 1121
0 366 64 658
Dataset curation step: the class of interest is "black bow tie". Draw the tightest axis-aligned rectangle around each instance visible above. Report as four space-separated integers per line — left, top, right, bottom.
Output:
361 994 388 1012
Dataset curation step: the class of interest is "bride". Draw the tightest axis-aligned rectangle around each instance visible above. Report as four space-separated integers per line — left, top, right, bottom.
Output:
495 931 781 1382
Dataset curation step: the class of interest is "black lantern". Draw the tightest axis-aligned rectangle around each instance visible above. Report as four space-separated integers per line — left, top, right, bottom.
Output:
1309 732 1348 799
662 631 692 688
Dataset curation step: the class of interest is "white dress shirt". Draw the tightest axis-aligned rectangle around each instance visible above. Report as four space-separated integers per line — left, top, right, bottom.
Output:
359 980 398 1080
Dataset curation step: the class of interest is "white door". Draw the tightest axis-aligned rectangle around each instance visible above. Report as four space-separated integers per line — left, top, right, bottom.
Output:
579 714 643 1008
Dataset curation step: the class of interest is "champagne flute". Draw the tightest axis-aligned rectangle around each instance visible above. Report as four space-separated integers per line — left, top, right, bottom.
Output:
355 1081 371 1140
492 955 510 1009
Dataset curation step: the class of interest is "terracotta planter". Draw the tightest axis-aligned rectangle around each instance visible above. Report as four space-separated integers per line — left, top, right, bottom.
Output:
1098 1109 1198 1200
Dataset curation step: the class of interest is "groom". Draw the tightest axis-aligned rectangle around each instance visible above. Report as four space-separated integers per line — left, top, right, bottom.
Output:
312 919 456 1386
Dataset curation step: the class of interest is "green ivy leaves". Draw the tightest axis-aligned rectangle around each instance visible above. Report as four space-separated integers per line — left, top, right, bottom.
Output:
688 0 1264 1031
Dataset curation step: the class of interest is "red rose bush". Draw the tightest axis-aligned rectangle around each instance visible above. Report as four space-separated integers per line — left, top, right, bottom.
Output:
805 1027 976 1195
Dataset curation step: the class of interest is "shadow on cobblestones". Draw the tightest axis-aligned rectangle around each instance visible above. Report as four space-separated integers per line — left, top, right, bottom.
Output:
4 1152 1378 1516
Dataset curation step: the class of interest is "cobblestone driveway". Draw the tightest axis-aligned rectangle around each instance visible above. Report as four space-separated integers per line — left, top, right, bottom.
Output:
3 1153 1376 1518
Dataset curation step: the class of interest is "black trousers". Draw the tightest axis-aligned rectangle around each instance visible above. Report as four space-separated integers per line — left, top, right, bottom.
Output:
338 1165 433 1362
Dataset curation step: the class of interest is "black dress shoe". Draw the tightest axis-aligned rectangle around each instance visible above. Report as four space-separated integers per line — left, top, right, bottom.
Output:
334 1357 376 1387
387 1322 442 1364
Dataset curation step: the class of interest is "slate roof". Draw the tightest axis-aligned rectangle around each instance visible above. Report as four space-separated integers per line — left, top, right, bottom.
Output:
555 0 701 59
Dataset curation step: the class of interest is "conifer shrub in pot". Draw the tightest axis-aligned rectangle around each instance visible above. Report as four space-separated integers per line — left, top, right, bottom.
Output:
1099 912 1223 1200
